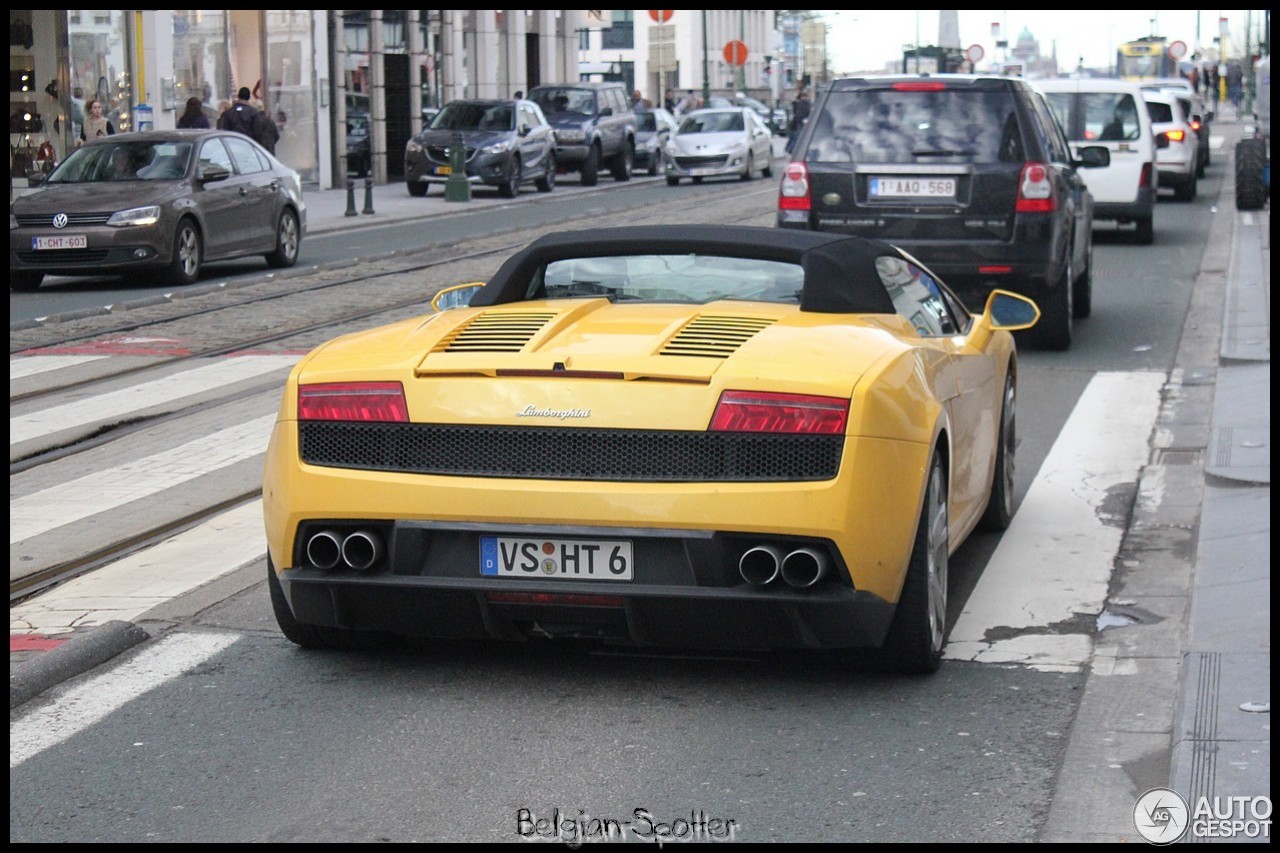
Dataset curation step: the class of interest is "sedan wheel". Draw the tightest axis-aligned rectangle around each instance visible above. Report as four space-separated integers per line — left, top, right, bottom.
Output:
265 209 300 268
535 155 556 192
168 219 202 286
978 373 1016 532
499 159 521 198
11 272 43 292
883 453 949 673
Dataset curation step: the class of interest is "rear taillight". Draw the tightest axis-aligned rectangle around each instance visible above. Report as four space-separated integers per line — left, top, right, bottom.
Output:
1015 161 1056 213
1139 162 1154 189
710 390 848 434
1165 129 1186 142
778 161 811 210
1189 119 1202 132
298 382 409 422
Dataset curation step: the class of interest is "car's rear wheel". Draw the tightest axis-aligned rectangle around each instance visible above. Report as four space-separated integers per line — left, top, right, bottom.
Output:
1134 215 1154 245
610 141 634 181
882 452 948 674
535 154 556 192
168 218 202 286
978 373 1016 532
1173 172 1197 201
647 153 659 176
267 558 395 651
265 208 300 268
581 144 601 186
408 180 429 197
741 153 755 181
763 157 773 178
499 158 521 198
1031 260 1073 351
11 272 43 292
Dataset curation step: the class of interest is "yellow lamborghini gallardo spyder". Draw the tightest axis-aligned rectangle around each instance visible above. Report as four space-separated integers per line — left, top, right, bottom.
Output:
262 225 1039 673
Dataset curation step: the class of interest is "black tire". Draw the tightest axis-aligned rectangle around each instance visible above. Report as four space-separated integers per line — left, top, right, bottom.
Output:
498 158 521 198
1073 235 1093 319
1235 138 1267 211
267 558 395 651
265 208 300 269
763 158 773 179
1135 215 1154 245
408 180 429 197
1173 172 1197 202
882 453 949 674
1196 151 1206 178
1031 260 1073 351
666 176 679 186
535 154 556 192
11 271 43 292
581 144 601 186
741 153 755 181
692 176 703 184
168 218 202 286
647 153 659 176
978 372 1016 533
609 140 634 181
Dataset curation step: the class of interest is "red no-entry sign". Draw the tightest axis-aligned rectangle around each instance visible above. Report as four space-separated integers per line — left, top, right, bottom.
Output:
723 40 748 66
649 10 673 24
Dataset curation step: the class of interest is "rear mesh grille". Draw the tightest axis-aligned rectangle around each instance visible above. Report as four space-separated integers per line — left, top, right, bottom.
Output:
661 315 775 357
300 422 843 481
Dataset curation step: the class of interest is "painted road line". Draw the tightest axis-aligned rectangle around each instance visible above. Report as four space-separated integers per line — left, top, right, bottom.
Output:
946 370 1165 671
10 500 266 634
9 630 240 768
9 354 109 380
10 414 276 545
9 355 298 446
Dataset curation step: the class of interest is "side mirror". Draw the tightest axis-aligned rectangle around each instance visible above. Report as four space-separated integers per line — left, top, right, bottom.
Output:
984 290 1040 330
1076 145 1111 168
432 282 484 312
26 171 46 186
199 163 232 183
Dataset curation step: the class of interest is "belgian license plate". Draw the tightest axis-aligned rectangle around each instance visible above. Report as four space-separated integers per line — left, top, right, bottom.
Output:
32 234 87 250
690 167 715 176
480 536 634 581
869 177 956 198
434 165 453 176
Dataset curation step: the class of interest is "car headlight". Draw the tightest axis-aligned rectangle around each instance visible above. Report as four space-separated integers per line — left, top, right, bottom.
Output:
106 205 161 227
10 212 17 230
406 139 423 153
556 129 586 143
481 140 512 155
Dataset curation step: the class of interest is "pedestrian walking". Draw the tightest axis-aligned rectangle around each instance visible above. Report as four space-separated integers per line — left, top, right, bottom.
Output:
77 98 115 146
251 98 280 154
785 89 810 154
217 86 267 143
176 96 210 129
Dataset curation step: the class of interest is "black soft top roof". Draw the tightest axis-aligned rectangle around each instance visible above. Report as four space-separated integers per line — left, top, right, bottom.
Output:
470 225 901 314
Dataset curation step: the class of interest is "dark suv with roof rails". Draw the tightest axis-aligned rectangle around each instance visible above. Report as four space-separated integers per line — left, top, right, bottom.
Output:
777 74 1111 350
529 82 636 187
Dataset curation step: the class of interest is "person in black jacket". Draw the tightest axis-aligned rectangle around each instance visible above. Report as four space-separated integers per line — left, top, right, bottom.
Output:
217 86 266 143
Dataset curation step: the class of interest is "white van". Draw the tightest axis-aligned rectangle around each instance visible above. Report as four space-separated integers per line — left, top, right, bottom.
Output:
1036 78 1161 244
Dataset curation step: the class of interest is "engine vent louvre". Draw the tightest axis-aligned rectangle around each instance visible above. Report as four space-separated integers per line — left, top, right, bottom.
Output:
660 315 776 358
434 311 559 353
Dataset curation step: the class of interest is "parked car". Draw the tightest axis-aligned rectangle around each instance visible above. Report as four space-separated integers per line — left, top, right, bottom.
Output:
262 224 1040 673
1037 77 1162 244
708 93 788 134
664 107 774 185
1142 88 1199 201
634 107 677 175
10 129 305 292
779 74 1111 350
404 98 556 198
528 82 636 186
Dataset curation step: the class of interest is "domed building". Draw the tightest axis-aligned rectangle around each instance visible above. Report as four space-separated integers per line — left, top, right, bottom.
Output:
1008 25 1060 77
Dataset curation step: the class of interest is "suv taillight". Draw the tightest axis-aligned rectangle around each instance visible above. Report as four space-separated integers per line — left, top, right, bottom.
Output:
1016 162 1056 213
1140 162 1154 189
778 161 811 211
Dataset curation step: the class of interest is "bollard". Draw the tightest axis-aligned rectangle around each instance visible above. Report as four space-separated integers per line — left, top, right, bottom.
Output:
444 131 472 202
362 177 375 215
344 179 358 217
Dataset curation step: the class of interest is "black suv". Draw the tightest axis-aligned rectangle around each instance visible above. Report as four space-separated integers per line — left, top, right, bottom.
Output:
529 82 636 186
778 75 1110 349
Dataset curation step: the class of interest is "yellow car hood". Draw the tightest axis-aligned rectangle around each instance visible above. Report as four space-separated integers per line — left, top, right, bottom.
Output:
297 299 912 430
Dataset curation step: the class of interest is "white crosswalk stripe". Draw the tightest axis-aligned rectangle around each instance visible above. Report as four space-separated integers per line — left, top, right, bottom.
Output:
9 354 109 380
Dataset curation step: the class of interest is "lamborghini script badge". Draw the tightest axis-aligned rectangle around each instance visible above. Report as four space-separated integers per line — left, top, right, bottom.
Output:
517 405 591 420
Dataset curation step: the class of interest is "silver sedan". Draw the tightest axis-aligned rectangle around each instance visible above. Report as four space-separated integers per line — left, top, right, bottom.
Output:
664 107 774 185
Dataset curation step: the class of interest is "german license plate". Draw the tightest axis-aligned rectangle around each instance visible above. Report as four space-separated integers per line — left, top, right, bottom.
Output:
434 165 453 176
869 177 956 198
480 536 634 581
32 234 87 250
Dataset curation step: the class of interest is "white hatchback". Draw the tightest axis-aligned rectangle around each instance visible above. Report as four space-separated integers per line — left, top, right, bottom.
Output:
1142 89 1199 201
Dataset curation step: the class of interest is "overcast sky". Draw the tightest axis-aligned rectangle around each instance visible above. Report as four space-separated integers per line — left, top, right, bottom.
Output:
816 10 1260 74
